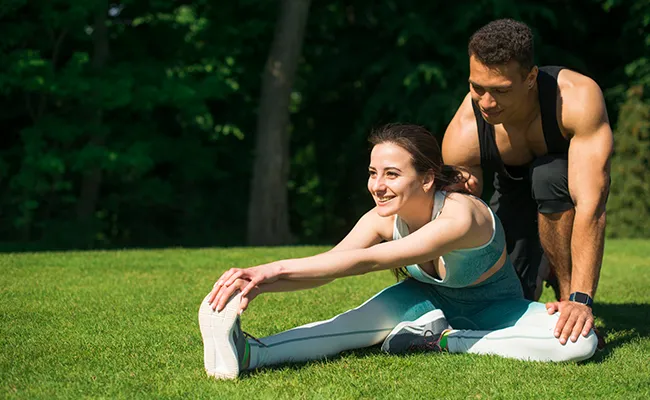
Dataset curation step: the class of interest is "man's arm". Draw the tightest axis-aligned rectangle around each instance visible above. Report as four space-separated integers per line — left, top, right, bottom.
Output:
442 94 484 196
566 80 612 298
550 75 613 344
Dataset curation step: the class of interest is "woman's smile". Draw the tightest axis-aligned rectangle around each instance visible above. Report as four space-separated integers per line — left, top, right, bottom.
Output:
375 195 395 205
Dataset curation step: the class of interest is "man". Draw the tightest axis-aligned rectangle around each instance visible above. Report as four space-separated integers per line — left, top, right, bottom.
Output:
442 19 612 346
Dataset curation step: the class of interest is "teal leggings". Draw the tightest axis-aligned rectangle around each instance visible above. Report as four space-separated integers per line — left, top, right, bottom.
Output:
375 261 531 331
247 264 598 366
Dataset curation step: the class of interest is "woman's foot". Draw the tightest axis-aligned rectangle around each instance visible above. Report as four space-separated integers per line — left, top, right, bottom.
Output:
381 309 451 354
198 292 250 379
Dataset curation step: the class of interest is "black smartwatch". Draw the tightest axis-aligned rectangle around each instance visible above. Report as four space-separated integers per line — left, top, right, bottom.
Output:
569 292 593 308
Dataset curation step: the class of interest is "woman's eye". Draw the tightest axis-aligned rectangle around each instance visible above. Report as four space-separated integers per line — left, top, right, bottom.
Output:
387 172 398 177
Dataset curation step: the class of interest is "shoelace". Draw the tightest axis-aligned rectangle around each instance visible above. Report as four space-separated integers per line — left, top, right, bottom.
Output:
244 331 268 347
407 329 441 352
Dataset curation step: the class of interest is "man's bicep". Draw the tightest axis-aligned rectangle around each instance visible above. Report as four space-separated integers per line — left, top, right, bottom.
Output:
567 124 612 210
566 82 613 210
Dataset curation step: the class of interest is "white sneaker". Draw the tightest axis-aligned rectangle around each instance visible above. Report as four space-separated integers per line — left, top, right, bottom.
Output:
381 309 451 354
198 292 250 379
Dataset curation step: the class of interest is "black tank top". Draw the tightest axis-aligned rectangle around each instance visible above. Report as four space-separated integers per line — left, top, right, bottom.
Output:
471 66 569 182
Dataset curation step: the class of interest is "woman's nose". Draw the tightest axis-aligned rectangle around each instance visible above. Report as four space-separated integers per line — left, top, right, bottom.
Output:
371 176 385 192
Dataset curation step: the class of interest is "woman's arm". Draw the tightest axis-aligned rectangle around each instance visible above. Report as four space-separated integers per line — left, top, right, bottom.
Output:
221 207 479 303
209 208 387 311
277 213 473 280
327 208 390 252
258 278 334 293
210 277 334 311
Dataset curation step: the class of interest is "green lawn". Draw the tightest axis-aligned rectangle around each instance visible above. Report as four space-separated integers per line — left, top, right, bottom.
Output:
2 240 649 399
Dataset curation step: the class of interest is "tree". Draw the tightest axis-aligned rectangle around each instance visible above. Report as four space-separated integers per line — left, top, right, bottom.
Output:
603 0 650 238
0 0 647 250
76 0 109 239
607 86 650 237
247 0 311 245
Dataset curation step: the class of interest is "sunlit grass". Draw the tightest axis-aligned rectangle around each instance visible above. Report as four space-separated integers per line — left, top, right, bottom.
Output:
1 240 649 399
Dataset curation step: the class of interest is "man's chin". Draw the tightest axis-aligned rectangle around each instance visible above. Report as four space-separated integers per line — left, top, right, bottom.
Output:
482 113 505 125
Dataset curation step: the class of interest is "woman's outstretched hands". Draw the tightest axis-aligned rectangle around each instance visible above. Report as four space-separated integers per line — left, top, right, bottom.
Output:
207 277 259 313
207 263 281 313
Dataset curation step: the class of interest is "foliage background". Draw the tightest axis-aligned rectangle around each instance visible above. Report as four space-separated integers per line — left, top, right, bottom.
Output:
1 0 648 250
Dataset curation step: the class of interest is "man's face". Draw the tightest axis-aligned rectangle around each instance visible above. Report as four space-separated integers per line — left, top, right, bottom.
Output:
468 55 536 125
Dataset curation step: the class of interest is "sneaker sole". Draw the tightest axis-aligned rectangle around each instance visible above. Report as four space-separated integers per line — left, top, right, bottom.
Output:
198 292 242 379
381 309 447 353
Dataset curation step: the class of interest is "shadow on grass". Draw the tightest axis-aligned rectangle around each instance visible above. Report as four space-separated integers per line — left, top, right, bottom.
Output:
240 302 649 376
589 302 650 362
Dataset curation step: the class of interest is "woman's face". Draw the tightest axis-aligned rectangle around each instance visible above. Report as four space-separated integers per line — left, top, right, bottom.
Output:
368 143 430 217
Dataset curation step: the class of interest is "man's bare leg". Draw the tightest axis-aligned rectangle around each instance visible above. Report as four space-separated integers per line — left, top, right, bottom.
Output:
538 209 575 300
533 256 550 301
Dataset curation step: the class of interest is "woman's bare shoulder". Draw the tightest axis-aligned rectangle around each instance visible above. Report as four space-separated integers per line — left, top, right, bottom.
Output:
363 207 396 241
440 192 493 228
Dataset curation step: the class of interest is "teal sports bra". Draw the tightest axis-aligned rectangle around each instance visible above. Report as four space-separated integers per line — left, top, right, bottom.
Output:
392 191 506 288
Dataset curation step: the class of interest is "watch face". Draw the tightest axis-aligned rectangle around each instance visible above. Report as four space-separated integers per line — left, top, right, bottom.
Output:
575 292 588 303
570 292 592 306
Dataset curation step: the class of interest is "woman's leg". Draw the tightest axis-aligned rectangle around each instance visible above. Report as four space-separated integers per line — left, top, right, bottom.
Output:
445 300 598 362
248 279 441 369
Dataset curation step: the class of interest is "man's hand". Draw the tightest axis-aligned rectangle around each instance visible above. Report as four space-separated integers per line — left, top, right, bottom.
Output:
447 169 481 196
546 300 594 344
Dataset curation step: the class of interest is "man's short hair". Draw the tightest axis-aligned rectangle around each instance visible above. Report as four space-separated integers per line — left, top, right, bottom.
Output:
468 19 534 72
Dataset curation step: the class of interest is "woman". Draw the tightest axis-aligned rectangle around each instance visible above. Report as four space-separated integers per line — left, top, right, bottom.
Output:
199 124 597 380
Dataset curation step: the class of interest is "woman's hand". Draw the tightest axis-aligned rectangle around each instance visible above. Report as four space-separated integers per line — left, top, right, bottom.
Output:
208 263 282 311
207 277 260 313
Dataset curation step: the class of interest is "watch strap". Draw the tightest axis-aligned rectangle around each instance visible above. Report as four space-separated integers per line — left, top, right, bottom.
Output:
569 292 593 307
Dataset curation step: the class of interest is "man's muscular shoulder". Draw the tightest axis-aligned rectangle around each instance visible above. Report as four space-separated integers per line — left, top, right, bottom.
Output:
556 69 609 139
442 93 481 167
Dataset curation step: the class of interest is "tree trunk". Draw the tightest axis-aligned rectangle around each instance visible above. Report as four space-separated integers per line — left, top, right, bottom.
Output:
76 1 109 228
246 0 311 245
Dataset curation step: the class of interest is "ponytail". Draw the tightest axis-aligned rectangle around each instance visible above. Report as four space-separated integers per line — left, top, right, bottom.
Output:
437 165 471 194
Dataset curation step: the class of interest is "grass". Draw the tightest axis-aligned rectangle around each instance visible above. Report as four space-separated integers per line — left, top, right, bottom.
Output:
1 240 649 399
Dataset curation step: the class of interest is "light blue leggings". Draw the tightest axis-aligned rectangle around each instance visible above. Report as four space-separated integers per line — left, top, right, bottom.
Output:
247 264 597 367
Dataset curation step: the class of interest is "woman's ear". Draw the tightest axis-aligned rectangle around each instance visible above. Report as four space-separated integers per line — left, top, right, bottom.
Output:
422 171 435 193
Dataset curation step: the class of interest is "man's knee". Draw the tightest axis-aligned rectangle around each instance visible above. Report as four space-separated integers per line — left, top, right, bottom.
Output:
530 155 574 214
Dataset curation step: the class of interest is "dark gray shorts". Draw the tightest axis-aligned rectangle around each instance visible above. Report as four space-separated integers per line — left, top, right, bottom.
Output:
490 154 573 300
530 154 574 214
